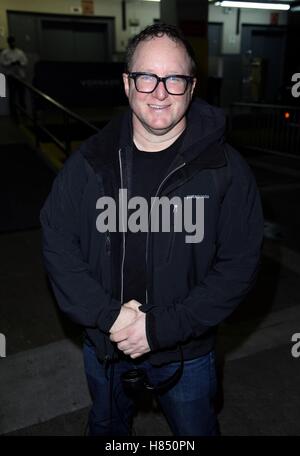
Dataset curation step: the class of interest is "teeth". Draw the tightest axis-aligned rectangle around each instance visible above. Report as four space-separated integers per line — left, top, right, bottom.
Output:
149 105 167 109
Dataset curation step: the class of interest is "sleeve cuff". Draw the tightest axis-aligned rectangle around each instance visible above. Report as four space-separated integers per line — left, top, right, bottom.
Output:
146 306 211 351
97 298 121 333
145 311 160 351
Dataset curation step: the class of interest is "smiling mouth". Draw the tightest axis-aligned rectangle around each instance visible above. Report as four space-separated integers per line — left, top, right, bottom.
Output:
148 104 170 110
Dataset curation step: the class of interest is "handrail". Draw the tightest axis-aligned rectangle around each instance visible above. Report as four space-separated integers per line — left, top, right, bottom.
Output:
229 100 300 157
10 74 99 133
232 101 299 110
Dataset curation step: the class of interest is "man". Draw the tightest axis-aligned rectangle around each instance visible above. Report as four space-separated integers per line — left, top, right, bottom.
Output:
40 24 264 436
0 35 28 116
0 36 28 79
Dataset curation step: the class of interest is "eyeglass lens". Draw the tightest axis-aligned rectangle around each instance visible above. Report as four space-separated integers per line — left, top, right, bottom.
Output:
135 74 188 94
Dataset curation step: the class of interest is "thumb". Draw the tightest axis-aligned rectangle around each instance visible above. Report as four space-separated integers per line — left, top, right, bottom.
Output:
123 299 141 311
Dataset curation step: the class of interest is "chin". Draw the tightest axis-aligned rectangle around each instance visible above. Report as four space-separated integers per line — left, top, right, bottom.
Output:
147 117 174 131
135 111 177 135
148 124 175 136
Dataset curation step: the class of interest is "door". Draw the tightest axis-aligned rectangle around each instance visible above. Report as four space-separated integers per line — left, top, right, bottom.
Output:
241 25 286 102
40 19 108 62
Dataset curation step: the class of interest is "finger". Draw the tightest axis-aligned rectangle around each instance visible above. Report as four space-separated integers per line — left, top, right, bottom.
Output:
130 352 143 359
120 344 141 355
110 319 136 337
119 343 140 354
130 346 150 358
109 330 128 343
117 341 131 351
124 300 141 310
128 299 140 306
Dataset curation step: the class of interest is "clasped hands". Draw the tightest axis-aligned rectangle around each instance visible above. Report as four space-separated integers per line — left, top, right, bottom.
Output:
109 299 150 359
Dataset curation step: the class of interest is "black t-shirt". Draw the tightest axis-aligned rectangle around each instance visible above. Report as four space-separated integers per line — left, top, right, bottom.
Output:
123 133 184 305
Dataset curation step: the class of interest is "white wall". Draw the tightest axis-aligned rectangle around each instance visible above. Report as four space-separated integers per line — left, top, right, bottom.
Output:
0 0 160 53
208 5 288 54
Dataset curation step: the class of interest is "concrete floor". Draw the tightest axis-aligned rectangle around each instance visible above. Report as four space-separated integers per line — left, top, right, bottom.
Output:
0 116 300 436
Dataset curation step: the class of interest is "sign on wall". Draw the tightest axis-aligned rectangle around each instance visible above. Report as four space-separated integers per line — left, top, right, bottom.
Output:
81 0 94 16
270 13 279 26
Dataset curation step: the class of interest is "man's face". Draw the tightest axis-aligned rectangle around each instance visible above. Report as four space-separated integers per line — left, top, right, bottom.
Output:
123 35 196 137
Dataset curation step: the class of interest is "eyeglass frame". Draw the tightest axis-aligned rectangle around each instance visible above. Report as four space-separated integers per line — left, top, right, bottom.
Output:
126 72 195 95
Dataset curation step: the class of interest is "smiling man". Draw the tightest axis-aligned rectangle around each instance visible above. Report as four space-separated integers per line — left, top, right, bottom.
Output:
40 24 264 436
122 33 196 145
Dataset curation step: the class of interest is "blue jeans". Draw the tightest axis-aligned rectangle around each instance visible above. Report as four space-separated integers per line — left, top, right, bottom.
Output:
83 343 219 436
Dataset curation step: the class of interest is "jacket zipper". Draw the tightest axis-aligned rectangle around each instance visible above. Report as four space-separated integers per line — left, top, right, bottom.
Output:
103 149 126 363
105 233 111 255
107 151 186 360
118 146 186 306
145 161 186 305
118 148 126 304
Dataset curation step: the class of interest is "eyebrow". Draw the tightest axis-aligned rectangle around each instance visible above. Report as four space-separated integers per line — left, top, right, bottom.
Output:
132 70 189 75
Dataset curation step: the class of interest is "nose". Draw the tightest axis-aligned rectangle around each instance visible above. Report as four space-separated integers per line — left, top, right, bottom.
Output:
152 80 168 100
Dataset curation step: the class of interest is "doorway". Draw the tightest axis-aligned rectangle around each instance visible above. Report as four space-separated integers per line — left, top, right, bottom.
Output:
241 25 287 102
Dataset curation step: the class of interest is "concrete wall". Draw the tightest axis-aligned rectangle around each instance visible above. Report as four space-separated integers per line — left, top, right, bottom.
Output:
0 1 289 55
208 5 288 54
0 0 160 53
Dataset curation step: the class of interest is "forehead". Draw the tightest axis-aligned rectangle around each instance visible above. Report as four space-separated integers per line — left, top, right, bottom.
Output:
131 35 191 73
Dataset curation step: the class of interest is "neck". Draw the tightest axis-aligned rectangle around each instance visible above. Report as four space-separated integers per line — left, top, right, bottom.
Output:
133 116 186 152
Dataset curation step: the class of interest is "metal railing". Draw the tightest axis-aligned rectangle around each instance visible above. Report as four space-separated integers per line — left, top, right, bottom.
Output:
8 75 99 157
229 102 300 157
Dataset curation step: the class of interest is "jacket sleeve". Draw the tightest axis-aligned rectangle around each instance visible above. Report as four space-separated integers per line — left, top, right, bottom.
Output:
146 147 264 351
40 150 121 333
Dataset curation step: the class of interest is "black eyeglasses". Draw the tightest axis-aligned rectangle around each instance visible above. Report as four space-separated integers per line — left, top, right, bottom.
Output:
127 72 194 95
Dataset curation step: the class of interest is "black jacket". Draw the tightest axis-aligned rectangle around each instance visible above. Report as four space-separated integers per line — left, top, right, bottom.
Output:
40 98 264 365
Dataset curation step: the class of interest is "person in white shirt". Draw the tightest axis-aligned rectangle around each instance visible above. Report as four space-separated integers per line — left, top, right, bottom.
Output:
0 35 28 79
0 36 28 116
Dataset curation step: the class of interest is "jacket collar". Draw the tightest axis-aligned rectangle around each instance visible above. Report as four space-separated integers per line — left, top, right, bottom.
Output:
82 97 227 182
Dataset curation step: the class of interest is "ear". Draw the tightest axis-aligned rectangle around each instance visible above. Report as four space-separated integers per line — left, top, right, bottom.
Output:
123 73 130 98
190 78 197 97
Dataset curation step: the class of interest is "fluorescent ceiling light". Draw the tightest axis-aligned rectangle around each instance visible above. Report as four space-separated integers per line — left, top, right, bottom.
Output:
215 1 290 10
